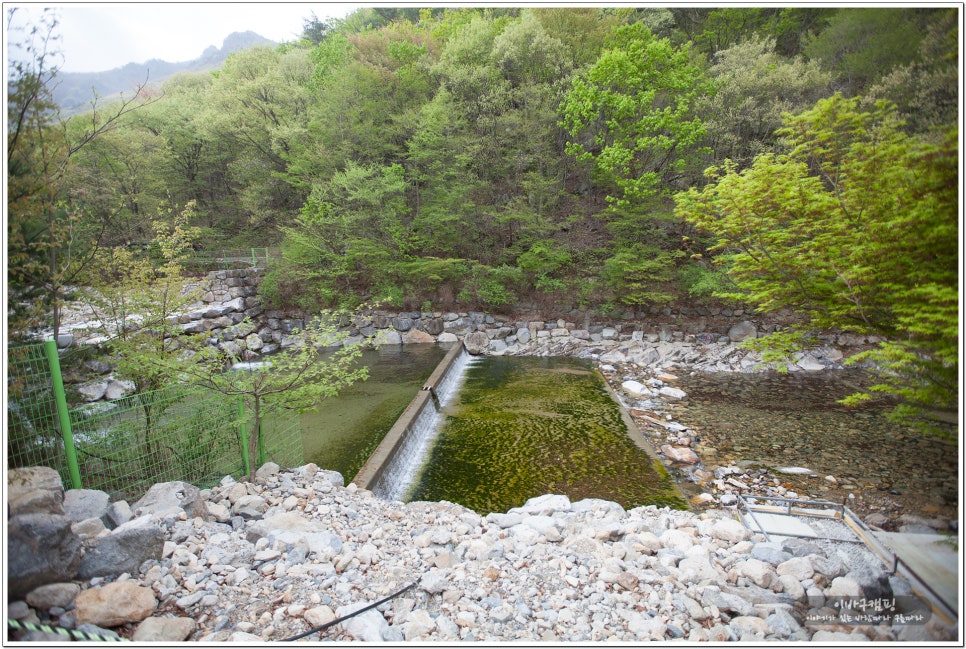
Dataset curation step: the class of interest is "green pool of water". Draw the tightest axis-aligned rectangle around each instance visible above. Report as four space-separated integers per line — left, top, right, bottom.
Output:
299 344 450 480
406 356 687 514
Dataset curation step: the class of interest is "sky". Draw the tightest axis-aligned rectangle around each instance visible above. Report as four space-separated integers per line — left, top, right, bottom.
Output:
6 3 364 73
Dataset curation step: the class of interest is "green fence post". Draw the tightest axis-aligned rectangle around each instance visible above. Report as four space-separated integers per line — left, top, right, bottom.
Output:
238 395 250 476
44 339 82 489
251 248 256 267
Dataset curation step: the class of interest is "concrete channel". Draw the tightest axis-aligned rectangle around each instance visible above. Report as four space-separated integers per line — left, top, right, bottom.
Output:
351 342 465 494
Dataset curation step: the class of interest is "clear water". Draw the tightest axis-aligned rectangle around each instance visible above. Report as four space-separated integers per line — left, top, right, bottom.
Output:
405 356 687 514
299 344 450 481
668 369 959 518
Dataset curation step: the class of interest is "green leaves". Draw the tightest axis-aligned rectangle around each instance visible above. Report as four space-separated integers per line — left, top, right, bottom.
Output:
560 22 712 205
676 95 958 436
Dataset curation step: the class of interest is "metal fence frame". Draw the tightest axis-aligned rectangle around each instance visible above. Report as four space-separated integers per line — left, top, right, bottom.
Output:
185 247 272 272
7 340 303 500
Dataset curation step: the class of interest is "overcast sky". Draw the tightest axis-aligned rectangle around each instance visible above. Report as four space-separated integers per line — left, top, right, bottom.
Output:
6 3 363 73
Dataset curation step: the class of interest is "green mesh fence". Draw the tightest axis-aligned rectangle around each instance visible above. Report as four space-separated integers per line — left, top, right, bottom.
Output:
67 385 245 501
254 406 304 471
7 343 68 484
7 342 305 501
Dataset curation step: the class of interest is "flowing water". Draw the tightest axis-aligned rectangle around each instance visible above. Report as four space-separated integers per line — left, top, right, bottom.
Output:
405 356 687 515
299 344 449 480
371 348 474 502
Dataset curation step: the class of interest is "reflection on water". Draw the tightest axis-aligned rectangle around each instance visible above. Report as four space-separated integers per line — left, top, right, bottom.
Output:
300 344 450 480
406 356 686 515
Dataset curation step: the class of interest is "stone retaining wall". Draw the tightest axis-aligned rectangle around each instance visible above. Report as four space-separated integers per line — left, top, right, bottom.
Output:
176 268 877 367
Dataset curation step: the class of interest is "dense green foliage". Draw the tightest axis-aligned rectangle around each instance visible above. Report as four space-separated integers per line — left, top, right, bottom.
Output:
675 96 958 436
12 6 952 315
8 7 958 433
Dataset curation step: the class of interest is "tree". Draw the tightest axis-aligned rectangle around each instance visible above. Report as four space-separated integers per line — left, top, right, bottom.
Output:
865 8 958 138
675 95 958 437
180 314 369 480
559 22 712 207
77 202 206 474
267 161 411 308
803 8 936 94
7 8 154 342
699 36 832 168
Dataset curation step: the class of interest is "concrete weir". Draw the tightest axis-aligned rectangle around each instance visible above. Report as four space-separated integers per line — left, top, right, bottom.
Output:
352 343 470 500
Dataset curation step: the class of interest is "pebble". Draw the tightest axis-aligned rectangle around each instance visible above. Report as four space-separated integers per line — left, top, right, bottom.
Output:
9 462 953 644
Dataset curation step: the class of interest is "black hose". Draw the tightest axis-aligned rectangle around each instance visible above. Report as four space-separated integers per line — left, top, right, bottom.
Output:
281 580 418 642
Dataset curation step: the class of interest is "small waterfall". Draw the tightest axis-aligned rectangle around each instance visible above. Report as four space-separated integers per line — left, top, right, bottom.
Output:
373 348 474 502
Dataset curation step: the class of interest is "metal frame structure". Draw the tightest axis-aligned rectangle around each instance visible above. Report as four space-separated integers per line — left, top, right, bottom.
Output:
736 494 957 626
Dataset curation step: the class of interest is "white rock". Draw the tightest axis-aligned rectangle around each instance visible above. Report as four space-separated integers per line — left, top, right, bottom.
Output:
658 386 688 401
621 380 651 398
737 558 776 588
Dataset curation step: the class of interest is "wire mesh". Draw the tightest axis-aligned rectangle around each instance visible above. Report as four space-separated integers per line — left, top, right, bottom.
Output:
8 342 306 501
257 406 305 471
7 344 67 484
67 385 246 501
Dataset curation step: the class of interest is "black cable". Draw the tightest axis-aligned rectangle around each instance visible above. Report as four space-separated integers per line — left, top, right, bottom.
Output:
281 580 418 642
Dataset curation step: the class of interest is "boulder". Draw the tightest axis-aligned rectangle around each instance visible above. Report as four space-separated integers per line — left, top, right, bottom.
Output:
402 329 436 344
710 518 751 543
728 321 757 342
392 317 414 332
223 297 246 312
104 379 135 400
843 566 893 601
233 495 268 519
76 515 165 579
25 582 81 610
660 445 700 465
736 558 776 588
7 466 66 516
63 489 111 524
776 556 814 581
77 381 109 402
75 581 157 627
621 380 650 398
421 318 444 336
7 513 82 599
659 386 688 401
463 331 490 355
132 617 196 642
378 330 403 345
133 481 210 521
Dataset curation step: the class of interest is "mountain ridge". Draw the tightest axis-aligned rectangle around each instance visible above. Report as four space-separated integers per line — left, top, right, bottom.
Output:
52 31 276 114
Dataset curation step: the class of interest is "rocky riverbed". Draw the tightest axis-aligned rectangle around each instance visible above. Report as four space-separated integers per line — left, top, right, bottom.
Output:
7 463 957 643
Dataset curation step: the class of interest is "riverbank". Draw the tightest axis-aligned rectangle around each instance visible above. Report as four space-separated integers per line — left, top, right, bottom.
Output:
49 300 959 535
8 463 956 643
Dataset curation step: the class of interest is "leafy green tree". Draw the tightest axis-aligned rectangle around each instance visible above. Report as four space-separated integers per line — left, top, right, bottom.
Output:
560 22 713 207
700 36 832 168
81 202 204 397
675 95 958 437
199 46 315 242
803 8 936 93
77 202 205 471
267 161 410 308
865 8 958 138
405 89 481 259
